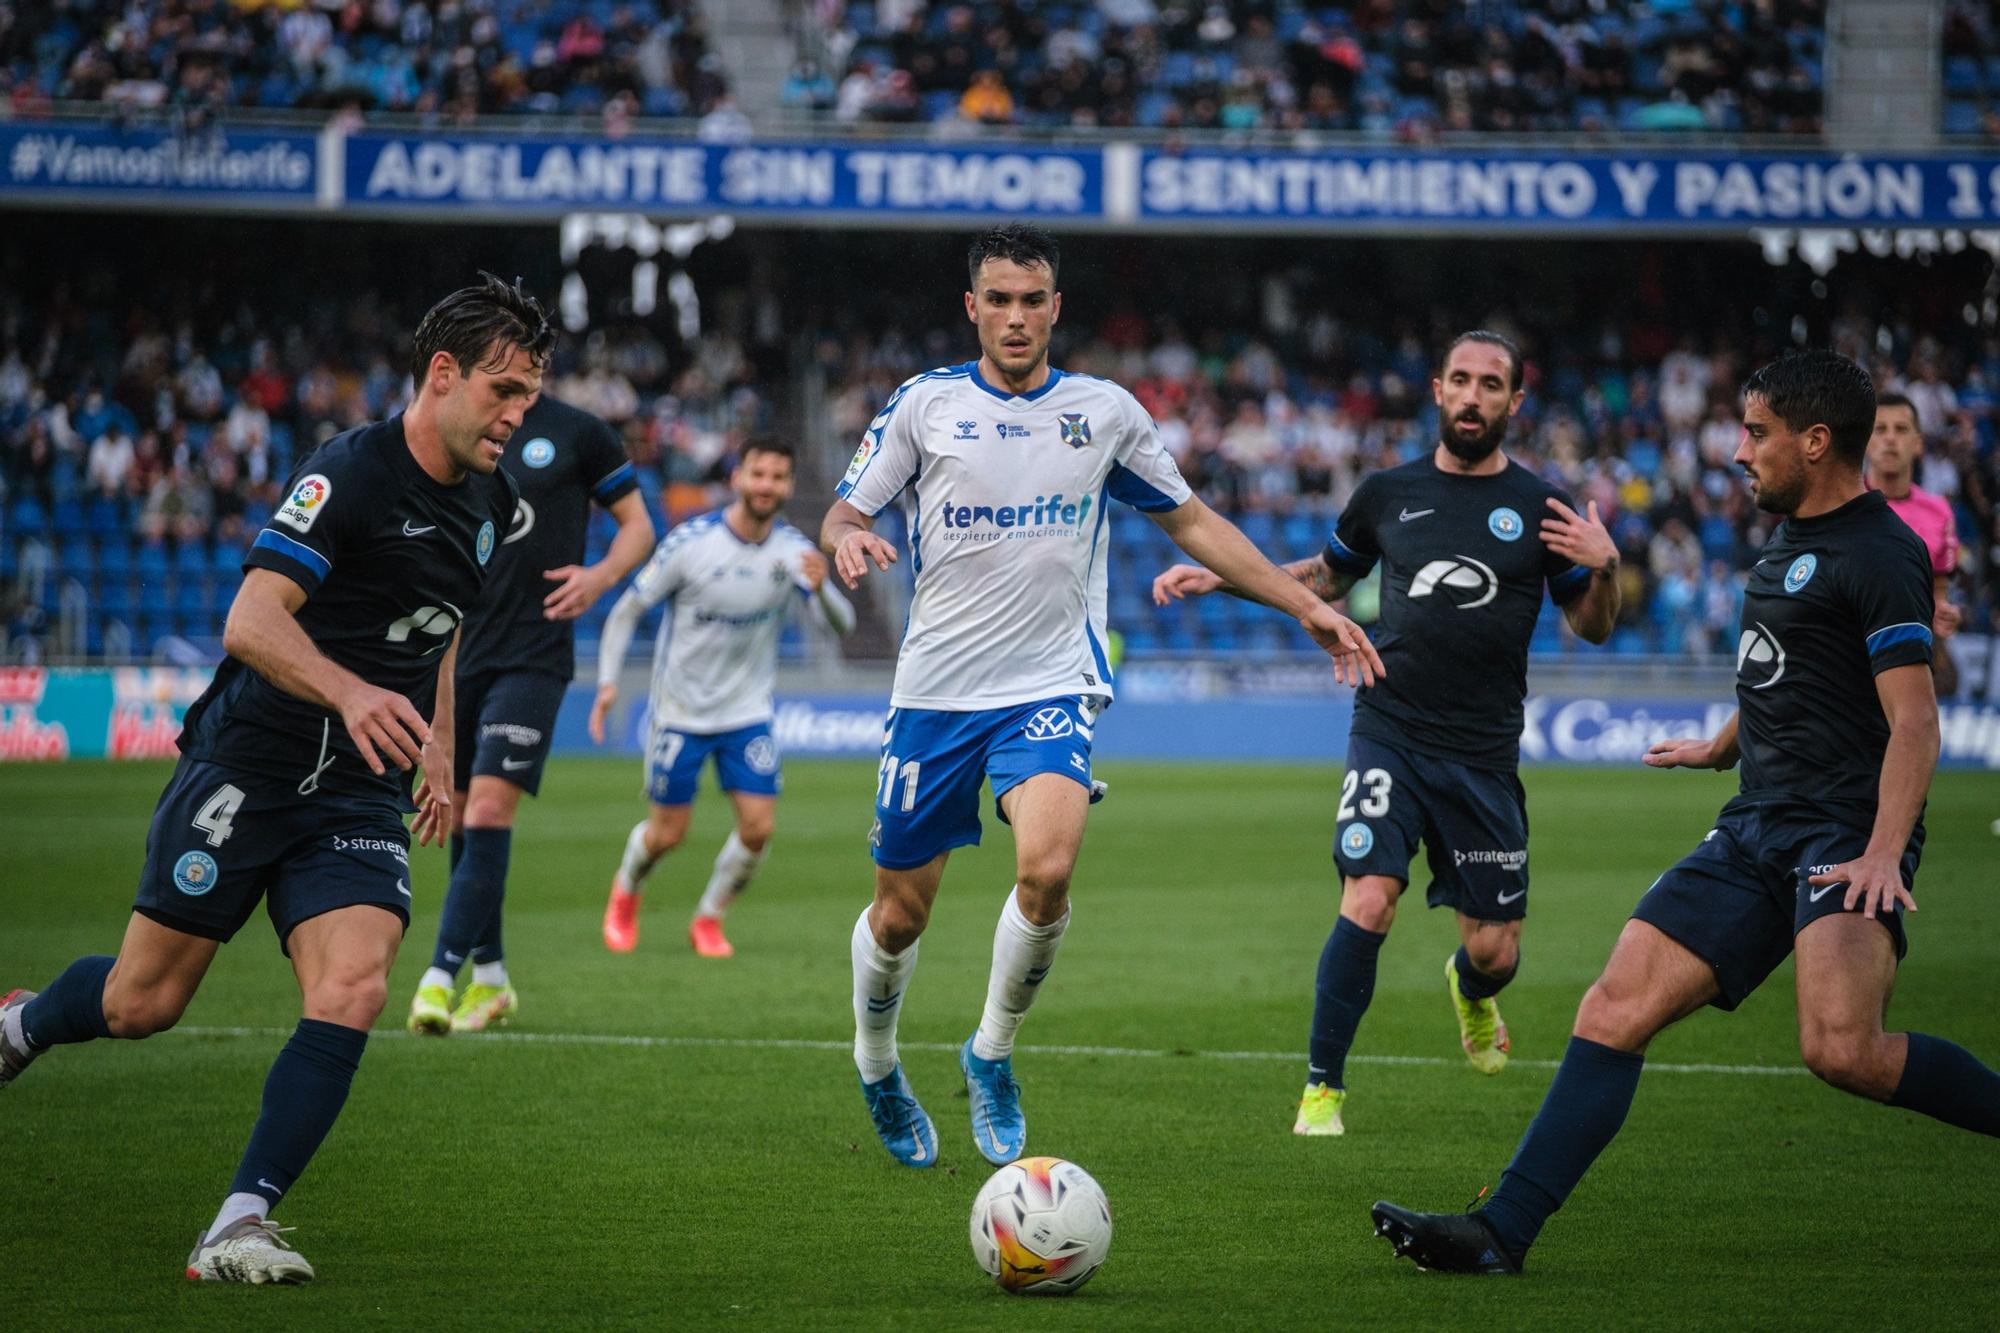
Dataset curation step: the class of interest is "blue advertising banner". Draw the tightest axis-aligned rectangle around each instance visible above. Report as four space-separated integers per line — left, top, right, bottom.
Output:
1137 149 2000 229
343 133 1103 217
0 122 316 201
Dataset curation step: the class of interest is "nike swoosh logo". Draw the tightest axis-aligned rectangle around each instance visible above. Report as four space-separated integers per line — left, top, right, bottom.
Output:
1496 889 1526 905
1399 507 1435 521
984 1123 1011 1156
402 521 436 536
909 1133 929 1164
1808 883 1840 902
397 880 411 899
257 1178 280 1193
501 758 533 771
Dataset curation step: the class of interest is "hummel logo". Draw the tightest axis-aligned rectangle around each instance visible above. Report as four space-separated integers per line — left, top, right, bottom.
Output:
1496 888 1526 906
402 521 437 537
501 758 534 771
1399 507 1435 522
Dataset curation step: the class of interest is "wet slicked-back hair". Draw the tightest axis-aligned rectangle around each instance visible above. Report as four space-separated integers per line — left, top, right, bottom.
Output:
967 223 1060 289
410 271 556 383
1742 349 1876 465
1442 329 1525 393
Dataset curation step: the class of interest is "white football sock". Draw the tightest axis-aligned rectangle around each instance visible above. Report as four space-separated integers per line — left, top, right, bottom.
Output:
851 905 918 1084
205 1192 268 1244
971 887 1069 1062
420 966 455 993
617 821 661 893
471 961 509 988
695 832 765 920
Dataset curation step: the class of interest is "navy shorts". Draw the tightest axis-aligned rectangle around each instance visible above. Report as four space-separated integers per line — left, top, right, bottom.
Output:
869 696 1099 871
1632 797 1918 1011
647 721 781 806
454 668 567 796
133 757 413 952
1332 732 1531 921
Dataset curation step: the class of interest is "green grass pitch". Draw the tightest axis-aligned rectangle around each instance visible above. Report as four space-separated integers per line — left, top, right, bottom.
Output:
3 757 1998 1327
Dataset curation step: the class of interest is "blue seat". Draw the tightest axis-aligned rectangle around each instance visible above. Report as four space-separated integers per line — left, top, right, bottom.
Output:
57 538 94 578
51 498 87 537
86 495 126 534
9 496 48 535
1945 56 1983 95
135 540 170 582
1944 100 1983 134
173 541 209 576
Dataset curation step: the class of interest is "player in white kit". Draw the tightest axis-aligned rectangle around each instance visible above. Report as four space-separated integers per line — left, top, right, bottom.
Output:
822 224 1384 1168
592 439 854 957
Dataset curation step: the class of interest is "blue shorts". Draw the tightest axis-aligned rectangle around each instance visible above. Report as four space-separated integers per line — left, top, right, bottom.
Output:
1632 796 1918 1011
454 668 566 796
869 695 1098 871
1333 732 1531 921
647 721 781 807
133 757 413 953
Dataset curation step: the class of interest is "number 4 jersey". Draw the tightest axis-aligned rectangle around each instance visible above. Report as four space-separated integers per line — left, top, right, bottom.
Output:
178 416 519 800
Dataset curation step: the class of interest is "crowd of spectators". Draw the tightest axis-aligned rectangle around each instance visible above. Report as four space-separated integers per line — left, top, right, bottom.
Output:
0 0 729 125
792 0 1827 136
1944 0 2000 136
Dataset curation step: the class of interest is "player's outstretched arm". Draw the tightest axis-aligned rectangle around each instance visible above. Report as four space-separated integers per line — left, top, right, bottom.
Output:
1810 664 1939 920
544 491 656 621
796 548 858 635
590 587 648 745
822 498 898 590
223 569 430 775
1151 497 1383 686
1152 554 1355 607
1642 710 1740 771
412 628 457 847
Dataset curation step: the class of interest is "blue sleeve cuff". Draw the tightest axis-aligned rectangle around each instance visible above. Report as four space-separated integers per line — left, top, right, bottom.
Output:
246 528 330 594
1548 563 1593 604
592 462 638 504
1323 531 1374 576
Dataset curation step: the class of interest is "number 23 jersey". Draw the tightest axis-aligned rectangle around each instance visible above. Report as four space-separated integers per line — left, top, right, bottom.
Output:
178 416 519 800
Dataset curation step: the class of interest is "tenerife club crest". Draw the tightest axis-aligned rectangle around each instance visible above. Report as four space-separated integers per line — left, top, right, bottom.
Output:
1058 413 1092 448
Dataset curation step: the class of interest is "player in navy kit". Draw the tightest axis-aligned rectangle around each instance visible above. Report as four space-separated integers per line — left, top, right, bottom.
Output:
0 273 552 1284
406 394 652 1035
1370 349 2000 1276
1154 332 1621 1136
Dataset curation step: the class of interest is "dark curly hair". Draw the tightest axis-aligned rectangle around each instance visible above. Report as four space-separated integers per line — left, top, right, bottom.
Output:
409 271 556 383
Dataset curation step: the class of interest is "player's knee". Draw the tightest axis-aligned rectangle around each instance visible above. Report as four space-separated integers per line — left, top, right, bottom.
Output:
871 893 928 952
462 794 514 828
1340 880 1397 933
736 816 774 853
1799 1025 1893 1098
1015 856 1072 905
1466 935 1519 979
101 986 189 1038
306 974 388 1030
1572 976 1651 1052
645 818 686 856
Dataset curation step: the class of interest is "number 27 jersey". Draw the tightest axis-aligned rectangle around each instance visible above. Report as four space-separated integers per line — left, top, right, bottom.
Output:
836 362 1191 712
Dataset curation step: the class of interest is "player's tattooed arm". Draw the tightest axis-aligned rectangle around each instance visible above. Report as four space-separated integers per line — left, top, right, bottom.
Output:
1153 553 1354 606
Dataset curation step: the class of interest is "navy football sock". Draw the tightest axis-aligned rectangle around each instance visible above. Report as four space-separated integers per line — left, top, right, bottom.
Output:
431 828 510 976
1889 1033 2000 1137
1307 917 1386 1089
1453 945 1514 1001
449 831 466 872
229 1019 368 1211
19 955 114 1050
1477 1035 1645 1260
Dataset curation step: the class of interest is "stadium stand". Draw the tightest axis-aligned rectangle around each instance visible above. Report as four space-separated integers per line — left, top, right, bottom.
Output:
794 0 1829 135
0 0 728 121
1944 0 2000 136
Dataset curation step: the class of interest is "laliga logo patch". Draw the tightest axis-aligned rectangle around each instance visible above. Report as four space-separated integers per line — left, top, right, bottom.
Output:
1736 621 1787 690
476 520 496 566
1408 556 1498 609
1058 413 1092 448
173 850 219 897
1487 507 1523 542
521 437 555 468
1340 823 1374 858
276 473 332 533
841 435 878 487
1024 707 1074 741
1784 553 1817 593
745 735 779 775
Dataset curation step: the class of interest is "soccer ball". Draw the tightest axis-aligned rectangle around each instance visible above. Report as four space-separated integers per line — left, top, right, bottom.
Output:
969 1156 1112 1295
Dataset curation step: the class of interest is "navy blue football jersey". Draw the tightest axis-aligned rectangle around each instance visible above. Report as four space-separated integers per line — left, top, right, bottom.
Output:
179 416 519 799
458 395 636 680
1324 456 1591 769
1734 490 1934 810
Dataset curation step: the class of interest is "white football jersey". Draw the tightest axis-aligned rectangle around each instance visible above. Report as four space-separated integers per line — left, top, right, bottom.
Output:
837 361 1191 711
621 512 829 734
